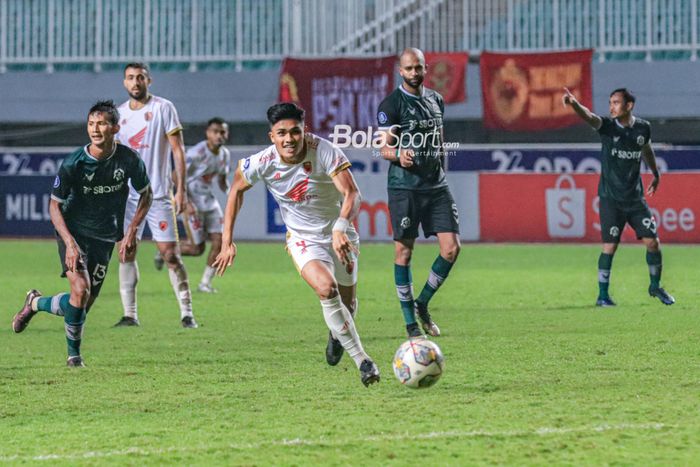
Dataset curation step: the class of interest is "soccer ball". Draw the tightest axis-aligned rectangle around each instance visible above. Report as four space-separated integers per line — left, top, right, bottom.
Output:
392 338 445 388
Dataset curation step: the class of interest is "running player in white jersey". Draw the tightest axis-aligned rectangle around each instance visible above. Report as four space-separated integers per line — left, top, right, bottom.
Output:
115 62 198 328
178 117 231 293
213 103 380 387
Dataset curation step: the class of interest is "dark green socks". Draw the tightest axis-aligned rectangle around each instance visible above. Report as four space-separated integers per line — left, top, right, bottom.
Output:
646 251 662 289
598 253 614 298
394 264 416 325
63 300 86 357
36 293 68 316
416 255 454 306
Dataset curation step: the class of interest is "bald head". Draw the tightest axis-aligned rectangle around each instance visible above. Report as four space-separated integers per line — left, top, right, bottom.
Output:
400 48 425 65
398 48 426 93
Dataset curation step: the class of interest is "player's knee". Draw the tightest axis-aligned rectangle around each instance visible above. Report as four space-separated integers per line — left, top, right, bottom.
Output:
442 243 461 262
395 246 412 265
162 250 181 266
316 281 339 300
71 283 90 308
646 238 660 252
193 243 206 256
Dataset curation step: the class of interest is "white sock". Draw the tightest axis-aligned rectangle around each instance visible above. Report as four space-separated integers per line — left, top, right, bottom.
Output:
200 265 216 286
168 261 193 319
320 295 369 368
119 261 139 319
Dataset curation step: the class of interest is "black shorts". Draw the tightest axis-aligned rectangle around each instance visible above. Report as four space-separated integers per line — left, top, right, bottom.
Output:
388 187 460 240
599 197 657 243
57 233 115 299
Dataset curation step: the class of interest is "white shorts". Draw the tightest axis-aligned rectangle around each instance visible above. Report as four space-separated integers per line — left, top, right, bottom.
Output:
124 196 178 243
182 205 224 245
286 235 359 287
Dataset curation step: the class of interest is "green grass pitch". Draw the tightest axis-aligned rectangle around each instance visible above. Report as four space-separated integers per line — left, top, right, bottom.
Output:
1 240 699 464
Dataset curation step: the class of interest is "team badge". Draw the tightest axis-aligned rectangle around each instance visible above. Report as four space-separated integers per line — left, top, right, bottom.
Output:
609 226 620 237
145 112 153 122
159 220 169 231
113 168 125 181
400 217 411 229
303 161 312 173
53 176 60 188
274 172 281 180
637 136 645 145
378 111 388 125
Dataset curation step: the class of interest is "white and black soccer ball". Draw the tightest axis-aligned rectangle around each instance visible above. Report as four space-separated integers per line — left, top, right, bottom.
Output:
392 338 445 388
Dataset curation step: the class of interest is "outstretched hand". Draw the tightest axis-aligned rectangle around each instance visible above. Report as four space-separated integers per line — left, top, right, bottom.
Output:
562 87 577 107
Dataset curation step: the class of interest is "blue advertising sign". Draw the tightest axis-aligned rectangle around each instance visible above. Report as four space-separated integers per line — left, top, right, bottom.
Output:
0 176 55 237
447 147 700 172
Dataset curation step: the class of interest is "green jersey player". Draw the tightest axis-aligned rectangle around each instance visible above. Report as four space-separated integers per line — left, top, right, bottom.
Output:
12 101 152 366
377 48 461 338
563 87 674 306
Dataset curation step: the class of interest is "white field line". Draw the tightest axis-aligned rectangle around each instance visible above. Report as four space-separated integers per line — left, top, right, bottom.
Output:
0 422 668 462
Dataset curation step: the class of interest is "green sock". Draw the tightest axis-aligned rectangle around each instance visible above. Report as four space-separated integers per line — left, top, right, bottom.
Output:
646 251 662 289
62 300 86 357
598 253 614 298
36 293 68 316
394 264 416 325
416 255 454 306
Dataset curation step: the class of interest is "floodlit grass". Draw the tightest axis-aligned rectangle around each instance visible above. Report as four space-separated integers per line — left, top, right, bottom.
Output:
2 240 699 465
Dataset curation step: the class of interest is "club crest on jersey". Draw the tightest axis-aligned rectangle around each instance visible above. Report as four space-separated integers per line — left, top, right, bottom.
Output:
145 111 153 122
378 111 388 125
303 161 312 173
613 136 620 143
637 136 645 145
113 168 125 182
274 172 281 180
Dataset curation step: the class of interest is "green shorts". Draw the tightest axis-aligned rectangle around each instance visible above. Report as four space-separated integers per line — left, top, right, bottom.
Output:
388 187 460 240
57 233 115 299
599 197 657 243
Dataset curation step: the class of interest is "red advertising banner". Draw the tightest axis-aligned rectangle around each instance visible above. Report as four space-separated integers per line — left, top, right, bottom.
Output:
480 50 593 131
425 52 468 104
479 173 700 243
279 57 395 136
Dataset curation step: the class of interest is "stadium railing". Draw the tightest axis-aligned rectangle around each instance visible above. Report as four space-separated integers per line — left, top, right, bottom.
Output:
1 0 699 73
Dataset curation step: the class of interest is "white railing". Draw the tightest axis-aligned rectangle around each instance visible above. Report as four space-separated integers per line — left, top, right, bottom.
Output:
1 0 699 73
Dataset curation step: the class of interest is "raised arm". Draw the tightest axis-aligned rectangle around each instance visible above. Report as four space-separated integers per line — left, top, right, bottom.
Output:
562 87 603 130
168 130 188 215
212 167 252 275
331 168 362 266
641 142 661 196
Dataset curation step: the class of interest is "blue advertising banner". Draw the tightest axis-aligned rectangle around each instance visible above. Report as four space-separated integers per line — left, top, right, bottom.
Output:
0 176 55 237
447 147 700 172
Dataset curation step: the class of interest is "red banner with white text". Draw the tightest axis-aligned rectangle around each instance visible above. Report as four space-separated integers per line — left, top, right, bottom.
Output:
479 173 700 243
279 57 395 136
425 52 468 104
480 50 593 131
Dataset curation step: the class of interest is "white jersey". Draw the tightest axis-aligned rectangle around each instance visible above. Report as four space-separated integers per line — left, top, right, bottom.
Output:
239 134 358 244
117 95 182 199
186 140 231 212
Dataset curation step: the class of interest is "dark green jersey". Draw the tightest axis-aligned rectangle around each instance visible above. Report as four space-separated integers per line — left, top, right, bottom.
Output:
51 143 149 242
597 116 651 203
377 86 447 191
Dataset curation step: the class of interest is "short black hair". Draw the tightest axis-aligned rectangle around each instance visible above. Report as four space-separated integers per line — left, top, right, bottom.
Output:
88 100 120 125
207 117 227 128
610 88 636 105
124 62 150 76
267 103 305 126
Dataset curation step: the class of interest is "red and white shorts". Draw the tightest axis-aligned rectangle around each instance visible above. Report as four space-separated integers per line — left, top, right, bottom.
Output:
286 235 359 287
124 196 178 243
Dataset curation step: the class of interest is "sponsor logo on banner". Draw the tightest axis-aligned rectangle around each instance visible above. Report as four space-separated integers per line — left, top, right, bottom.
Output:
479 173 700 243
545 175 586 238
